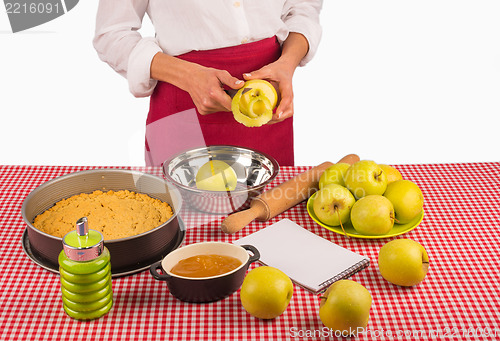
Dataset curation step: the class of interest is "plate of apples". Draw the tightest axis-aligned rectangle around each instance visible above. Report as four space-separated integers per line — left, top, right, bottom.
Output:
307 160 424 239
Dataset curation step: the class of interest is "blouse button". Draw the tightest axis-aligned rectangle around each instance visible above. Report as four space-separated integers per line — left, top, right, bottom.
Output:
241 37 248 44
234 1 241 7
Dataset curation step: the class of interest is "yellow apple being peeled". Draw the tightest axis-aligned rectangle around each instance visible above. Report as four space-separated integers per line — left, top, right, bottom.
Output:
319 280 372 337
319 163 350 189
195 160 237 191
379 164 403 184
232 80 278 127
240 266 293 320
383 180 424 224
378 239 429 286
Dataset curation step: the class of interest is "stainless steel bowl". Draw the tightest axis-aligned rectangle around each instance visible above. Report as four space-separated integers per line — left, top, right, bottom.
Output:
162 145 279 214
21 169 184 276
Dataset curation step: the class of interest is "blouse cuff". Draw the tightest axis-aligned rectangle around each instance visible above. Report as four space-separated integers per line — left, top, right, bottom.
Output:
127 37 163 97
285 17 322 67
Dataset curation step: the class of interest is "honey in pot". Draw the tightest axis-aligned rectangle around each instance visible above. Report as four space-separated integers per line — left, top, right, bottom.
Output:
170 254 242 278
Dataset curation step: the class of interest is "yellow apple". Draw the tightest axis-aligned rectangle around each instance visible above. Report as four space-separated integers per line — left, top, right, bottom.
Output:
240 266 293 319
232 80 278 127
344 160 388 199
383 179 424 224
319 280 372 337
313 184 355 227
378 239 429 286
195 160 237 191
350 195 395 235
319 163 350 189
379 164 403 184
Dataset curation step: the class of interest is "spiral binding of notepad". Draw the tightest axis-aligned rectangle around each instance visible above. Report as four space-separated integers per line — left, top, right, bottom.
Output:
318 258 371 293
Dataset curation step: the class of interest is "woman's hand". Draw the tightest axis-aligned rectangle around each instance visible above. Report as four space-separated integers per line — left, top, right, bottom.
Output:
150 52 244 115
185 65 244 115
243 32 310 124
243 60 295 124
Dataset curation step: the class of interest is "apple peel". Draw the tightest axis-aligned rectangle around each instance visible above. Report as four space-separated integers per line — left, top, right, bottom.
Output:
231 80 277 127
232 90 273 127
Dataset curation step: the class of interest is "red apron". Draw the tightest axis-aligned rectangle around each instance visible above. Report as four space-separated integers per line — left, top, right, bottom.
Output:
145 37 294 167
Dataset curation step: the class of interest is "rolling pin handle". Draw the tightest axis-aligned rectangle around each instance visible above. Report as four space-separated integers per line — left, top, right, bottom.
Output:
220 202 267 234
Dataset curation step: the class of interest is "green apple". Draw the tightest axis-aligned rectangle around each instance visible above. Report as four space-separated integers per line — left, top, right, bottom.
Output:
350 195 395 235
344 160 387 199
195 160 237 191
240 266 293 319
319 280 372 337
313 184 356 227
378 239 429 286
383 179 424 224
319 163 350 189
379 164 403 184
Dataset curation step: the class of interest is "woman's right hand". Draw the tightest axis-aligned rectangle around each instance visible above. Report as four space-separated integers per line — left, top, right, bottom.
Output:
150 52 244 116
185 65 245 115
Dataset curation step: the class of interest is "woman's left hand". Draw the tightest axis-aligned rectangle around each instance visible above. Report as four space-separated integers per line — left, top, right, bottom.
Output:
243 32 310 124
243 60 295 124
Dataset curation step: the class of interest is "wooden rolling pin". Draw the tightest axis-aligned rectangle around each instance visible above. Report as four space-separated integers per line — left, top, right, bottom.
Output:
221 154 360 234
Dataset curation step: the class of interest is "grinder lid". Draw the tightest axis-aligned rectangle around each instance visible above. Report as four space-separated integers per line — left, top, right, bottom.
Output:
62 217 104 261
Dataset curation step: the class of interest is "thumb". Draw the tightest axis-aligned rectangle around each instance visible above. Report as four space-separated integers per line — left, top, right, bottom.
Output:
218 71 245 90
243 67 271 81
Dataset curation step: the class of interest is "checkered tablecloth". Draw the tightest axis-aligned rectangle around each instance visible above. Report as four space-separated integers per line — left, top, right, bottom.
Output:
1 163 499 340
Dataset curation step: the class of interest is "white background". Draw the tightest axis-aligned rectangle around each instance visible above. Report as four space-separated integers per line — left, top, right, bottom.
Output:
1 1 499 166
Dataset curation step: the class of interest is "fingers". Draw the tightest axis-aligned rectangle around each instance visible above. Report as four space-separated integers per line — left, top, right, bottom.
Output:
274 81 294 120
243 67 272 81
242 63 295 124
218 71 245 90
195 70 243 115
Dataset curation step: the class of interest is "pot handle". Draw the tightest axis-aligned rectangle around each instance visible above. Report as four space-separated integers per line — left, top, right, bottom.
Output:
150 260 171 281
242 244 260 264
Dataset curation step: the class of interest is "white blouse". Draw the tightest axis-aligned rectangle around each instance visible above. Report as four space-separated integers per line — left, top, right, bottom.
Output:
93 0 323 97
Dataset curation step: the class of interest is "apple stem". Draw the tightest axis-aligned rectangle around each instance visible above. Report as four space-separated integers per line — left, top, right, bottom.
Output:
336 208 349 238
391 212 400 224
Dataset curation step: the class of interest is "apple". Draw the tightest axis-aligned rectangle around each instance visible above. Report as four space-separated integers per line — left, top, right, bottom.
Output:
240 266 293 319
350 195 395 235
195 160 237 191
319 280 372 337
232 79 278 127
344 160 388 199
319 163 350 189
379 164 403 184
383 180 424 224
378 239 429 286
313 184 356 227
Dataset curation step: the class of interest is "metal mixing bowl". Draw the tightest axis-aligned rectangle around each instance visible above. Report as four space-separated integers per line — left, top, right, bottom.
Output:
162 145 279 214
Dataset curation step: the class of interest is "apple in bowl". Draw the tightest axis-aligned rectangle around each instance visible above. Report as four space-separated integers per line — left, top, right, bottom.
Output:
344 160 388 199
350 195 395 235
312 184 356 227
384 180 424 224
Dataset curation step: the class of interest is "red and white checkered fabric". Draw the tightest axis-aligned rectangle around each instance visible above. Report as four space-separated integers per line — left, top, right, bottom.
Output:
0 163 499 340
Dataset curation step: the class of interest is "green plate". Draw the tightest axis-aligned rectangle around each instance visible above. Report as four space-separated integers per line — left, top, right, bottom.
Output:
306 192 424 239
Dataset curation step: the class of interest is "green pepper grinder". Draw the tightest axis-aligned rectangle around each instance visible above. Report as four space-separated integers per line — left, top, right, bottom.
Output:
58 217 113 320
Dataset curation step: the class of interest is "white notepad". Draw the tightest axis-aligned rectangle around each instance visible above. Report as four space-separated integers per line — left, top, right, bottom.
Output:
234 219 370 294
